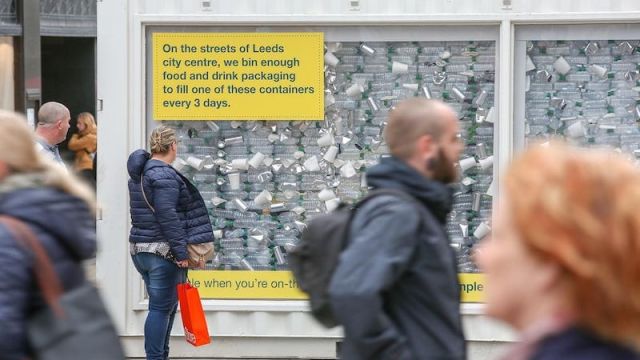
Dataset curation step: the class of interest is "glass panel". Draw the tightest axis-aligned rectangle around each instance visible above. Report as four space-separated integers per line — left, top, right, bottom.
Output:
524 40 640 155
40 0 96 16
157 39 496 277
0 0 17 26
40 0 96 37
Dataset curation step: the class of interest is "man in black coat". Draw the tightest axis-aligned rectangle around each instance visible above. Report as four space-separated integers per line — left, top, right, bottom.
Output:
329 98 466 360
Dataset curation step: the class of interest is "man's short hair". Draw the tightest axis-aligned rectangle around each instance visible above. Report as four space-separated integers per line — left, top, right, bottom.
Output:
384 98 454 159
37 102 69 127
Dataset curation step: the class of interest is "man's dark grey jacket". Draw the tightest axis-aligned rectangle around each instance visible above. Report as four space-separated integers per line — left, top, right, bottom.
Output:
329 156 465 360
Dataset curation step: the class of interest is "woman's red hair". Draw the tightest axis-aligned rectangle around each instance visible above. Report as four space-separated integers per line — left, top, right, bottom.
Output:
505 143 640 348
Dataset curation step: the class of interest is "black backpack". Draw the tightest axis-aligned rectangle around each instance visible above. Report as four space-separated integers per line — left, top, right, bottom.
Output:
288 188 416 328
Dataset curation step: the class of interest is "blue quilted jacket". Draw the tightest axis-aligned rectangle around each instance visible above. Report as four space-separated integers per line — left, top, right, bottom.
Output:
0 187 96 359
127 149 213 261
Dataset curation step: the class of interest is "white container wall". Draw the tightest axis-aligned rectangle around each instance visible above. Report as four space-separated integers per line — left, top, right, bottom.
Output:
97 1 640 359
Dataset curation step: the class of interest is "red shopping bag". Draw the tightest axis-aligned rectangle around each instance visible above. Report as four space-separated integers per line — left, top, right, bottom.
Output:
177 282 211 346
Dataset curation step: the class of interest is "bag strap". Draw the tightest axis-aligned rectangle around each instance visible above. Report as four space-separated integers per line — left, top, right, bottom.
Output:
140 172 156 213
356 188 420 209
351 187 433 237
0 216 65 317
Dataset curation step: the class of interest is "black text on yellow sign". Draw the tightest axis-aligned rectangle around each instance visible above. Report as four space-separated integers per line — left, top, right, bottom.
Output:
152 32 324 121
188 271 485 303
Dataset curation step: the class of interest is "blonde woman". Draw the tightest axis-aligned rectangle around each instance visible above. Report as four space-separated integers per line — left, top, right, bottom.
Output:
68 112 97 187
476 144 640 360
127 126 213 360
0 111 98 358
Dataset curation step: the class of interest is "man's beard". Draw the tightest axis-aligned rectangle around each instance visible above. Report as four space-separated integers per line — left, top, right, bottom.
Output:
428 148 459 184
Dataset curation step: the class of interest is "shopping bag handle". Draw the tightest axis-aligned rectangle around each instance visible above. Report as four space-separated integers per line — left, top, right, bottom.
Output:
0 216 65 317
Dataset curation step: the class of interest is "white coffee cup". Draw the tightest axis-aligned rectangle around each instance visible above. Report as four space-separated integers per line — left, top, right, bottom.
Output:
553 56 571 75
228 173 241 190
254 190 273 207
173 157 188 171
459 157 477 172
186 156 205 171
303 156 320 172
346 84 364 98
403 83 419 91
231 159 249 171
478 155 494 171
323 146 339 163
526 55 536 72
317 133 335 147
392 61 409 74
485 107 497 124
325 198 341 212
340 161 357 178
566 121 586 138
318 188 337 201
324 52 340 67
474 222 491 240
248 152 265 169
590 64 608 79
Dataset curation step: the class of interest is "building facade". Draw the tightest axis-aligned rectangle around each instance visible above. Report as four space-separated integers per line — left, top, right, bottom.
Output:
97 1 640 358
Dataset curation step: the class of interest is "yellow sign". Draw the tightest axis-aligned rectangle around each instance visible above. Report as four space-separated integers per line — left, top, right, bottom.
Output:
152 32 324 121
188 270 307 299
189 271 485 303
458 273 486 303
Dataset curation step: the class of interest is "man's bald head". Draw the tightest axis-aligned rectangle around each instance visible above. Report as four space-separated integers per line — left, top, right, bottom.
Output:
384 98 457 160
37 102 69 127
36 102 71 145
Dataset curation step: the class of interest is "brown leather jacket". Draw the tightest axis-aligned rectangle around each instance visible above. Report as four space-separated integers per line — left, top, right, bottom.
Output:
68 133 97 171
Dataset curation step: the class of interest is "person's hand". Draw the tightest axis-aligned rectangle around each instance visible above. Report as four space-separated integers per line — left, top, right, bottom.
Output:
176 260 189 268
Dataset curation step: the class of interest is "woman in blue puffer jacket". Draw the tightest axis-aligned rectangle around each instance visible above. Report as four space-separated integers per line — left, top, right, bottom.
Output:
127 125 213 360
0 110 98 359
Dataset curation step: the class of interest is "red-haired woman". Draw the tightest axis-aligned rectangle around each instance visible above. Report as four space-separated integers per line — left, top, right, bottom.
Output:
477 144 640 360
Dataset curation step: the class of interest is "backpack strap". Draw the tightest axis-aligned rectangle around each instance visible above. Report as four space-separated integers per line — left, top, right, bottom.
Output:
355 188 428 219
350 188 436 240
377 188 441 226
358 188 419 207
350 188 446 271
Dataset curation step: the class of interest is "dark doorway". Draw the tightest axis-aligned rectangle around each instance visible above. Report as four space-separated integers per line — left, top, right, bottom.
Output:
41 36 95 162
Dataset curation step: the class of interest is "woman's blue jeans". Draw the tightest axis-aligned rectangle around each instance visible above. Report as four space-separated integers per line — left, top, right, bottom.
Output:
132 253 186 360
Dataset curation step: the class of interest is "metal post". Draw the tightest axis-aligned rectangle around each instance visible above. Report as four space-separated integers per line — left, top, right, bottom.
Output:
14 0 41 125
